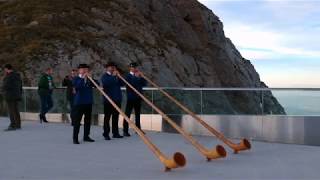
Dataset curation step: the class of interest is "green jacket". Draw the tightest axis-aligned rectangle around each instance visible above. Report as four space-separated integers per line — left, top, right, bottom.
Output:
38 73 55 96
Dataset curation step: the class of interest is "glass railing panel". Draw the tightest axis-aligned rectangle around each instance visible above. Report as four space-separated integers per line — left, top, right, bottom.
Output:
140 89 153 114
51 89 68 113
152 89 201 115
266 90 320 116
202 90 263 115
24 89 40 113
92 90 104 114
24 88 68 114
1 87 320 118
92 89 154 115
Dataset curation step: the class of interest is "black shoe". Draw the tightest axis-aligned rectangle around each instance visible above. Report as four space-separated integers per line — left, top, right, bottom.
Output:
39 114 49 123
113 134 123 138
39 114 43 123
73 139 80 144
4 126 16 131
83 137 95 142
123 132 131 137
42 116 49 123
104 136 111 141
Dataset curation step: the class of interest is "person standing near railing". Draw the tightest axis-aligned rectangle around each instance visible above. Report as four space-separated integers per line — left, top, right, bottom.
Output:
101 62 124 140
2 64 23 131
72 64 96 144
123 62 147 137
62 69 77 125
38 67 56 123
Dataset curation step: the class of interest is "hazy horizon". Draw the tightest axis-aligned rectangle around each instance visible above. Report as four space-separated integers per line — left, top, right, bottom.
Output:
199 0 320 88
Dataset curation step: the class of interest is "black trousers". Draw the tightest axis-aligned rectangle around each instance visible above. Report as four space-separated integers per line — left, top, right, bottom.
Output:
103 102 121 137
73 104 92 140
68 97 76 125
6 100 21 128
39 94 53 116
123 99 141 133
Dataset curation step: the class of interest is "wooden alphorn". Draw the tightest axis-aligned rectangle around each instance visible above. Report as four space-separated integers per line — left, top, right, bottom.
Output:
87 76 186 171
117 74 227 161
140 73 251 154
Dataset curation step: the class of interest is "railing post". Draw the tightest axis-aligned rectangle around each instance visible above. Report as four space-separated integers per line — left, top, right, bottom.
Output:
24 88 27 112
261 90 264 140
261 90 264 115
151 89 154 130
200 90 203 116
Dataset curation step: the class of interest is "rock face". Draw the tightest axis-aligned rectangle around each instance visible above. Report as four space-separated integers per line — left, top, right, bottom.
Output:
0 0 285 114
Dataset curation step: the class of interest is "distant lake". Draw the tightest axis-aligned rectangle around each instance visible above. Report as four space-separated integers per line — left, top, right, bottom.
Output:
272 91 320 116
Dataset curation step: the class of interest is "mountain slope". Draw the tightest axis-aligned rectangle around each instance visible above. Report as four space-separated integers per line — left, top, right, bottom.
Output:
0 0 285 114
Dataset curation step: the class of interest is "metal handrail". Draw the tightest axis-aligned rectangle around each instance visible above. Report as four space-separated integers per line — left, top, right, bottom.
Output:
22 87 320 91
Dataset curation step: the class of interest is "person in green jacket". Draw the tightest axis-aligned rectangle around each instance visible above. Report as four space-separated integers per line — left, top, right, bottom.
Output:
38 67 55 123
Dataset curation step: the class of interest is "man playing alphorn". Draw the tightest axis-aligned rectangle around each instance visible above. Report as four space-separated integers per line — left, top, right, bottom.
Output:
72 64 95 144
123 62 147 137
101 62 124 140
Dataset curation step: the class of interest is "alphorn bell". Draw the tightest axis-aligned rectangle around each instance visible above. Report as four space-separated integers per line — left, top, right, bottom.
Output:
140 73 251 154
87 76 186 171
117 74 227 161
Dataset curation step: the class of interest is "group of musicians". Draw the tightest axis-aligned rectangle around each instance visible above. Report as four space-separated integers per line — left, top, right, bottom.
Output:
2 62 146 144
70 62 146 144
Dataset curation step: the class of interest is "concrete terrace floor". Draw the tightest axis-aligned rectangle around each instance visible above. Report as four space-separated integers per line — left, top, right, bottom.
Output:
0 118 320 180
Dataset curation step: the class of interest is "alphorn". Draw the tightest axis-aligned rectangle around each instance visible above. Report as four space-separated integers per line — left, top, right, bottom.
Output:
117 74 227 161
87 76 186 171
140 73 251 154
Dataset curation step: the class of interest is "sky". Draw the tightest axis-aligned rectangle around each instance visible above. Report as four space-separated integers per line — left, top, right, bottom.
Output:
198 0 320 88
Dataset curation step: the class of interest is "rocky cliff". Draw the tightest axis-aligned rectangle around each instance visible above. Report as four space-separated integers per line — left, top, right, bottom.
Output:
0 0 285 114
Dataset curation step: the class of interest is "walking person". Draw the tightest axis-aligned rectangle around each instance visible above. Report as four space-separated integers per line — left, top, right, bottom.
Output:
72 64 95 144
101 62 124 140
38 67 55 123
2 64 23 131
123 63 147 137
62 69 77 125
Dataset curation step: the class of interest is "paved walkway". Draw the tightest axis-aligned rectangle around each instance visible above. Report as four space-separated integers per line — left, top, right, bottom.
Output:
0 118 319 180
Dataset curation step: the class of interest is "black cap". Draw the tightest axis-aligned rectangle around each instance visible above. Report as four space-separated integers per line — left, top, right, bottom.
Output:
129 62 138 68
78 64 90 69
4 64 13 70
105 61 116 68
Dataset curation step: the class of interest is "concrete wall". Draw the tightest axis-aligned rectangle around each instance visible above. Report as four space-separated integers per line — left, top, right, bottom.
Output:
20 113 320 146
